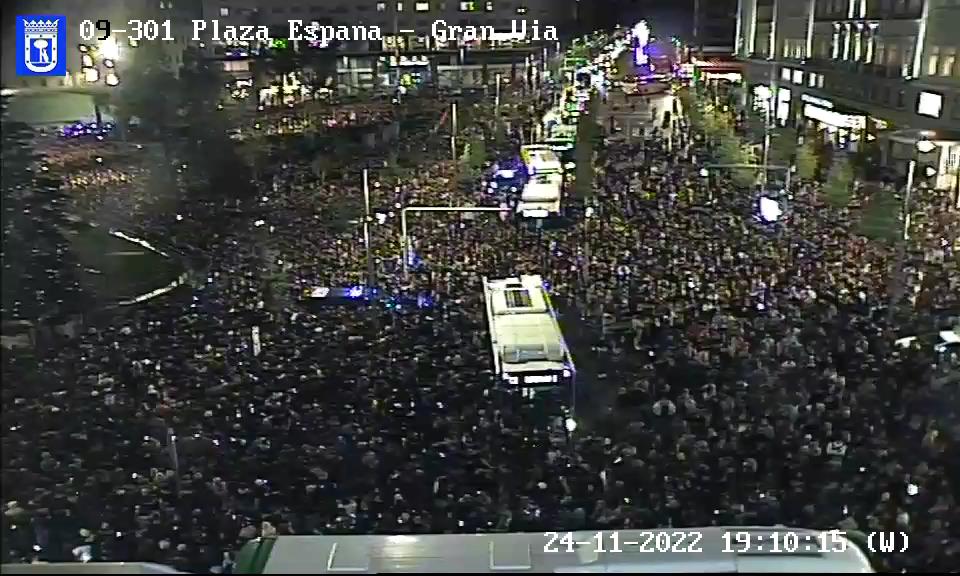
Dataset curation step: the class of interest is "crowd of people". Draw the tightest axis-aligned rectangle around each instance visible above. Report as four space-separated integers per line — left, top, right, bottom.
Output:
2 72 958 575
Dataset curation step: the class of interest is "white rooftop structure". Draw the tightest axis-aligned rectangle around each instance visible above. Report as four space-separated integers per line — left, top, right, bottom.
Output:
520 146 562 174
483 275 571 377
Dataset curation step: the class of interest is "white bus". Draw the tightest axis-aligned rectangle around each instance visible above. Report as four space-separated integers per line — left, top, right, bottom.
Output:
520 145 562 176
519 146 565 218
482 275 575 396
519 173 563 218
229 527 877 573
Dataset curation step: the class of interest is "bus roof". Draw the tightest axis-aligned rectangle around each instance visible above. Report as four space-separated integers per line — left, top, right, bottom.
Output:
487 275 550 314
520 147 562 172
483 275 571 372
521 180 562 202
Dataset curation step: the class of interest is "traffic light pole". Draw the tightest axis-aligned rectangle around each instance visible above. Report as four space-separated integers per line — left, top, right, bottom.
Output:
902 159 916 241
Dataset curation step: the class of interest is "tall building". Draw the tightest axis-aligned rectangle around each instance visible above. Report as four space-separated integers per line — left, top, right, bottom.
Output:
695 0 738 50
200 0 573 38
736 0 960 190
198 0 575 93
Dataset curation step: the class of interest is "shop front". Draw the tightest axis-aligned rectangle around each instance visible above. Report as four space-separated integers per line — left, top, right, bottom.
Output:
887 130 960 201
748 84 793 127
801 100 867 151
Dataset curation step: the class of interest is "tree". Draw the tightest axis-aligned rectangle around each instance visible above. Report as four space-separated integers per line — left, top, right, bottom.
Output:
455 134 486 188
703 107 733 143
767 128 796 167
804 126 833 174
573 97 599 199
1 96 91 322
466 134 486 174
715 133 756 188
794 141 819 181
310 155 335 184
745 109 768 144
858 185 900 244
381 149 406 187
115 41 178 139
823 157 854 209
177 48 257 221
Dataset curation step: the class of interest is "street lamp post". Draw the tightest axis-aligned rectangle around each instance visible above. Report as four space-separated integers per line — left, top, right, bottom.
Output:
362 168 374 287
904 137 937 241
887 134 937 322
451 101 458 161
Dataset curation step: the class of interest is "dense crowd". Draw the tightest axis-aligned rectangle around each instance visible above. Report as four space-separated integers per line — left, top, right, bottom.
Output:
2 79 958 575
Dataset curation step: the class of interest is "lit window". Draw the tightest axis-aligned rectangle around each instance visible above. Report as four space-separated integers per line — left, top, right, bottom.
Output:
516 6 527 13
917 91 942 117
817 75 824 88
486 1 494 10
927 46 940 76
459 1 477 10
396 2 404 10
415 1 430 10
902 47 913 77
941 48 956 76
377 1 387 10
220 6 229 16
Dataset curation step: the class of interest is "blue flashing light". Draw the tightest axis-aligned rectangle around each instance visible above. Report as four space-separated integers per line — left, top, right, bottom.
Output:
347 285 365 298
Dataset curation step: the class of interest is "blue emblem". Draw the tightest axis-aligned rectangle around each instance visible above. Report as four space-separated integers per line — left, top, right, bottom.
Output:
16 15 66 76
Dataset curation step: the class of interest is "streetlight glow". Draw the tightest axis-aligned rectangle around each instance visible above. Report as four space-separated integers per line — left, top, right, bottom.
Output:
916 139 936 154
99 37 121 61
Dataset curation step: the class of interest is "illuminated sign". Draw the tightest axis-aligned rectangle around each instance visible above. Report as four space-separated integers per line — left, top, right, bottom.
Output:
758 197 783 223
752 85 771 113
803 104 865 129
390 55 429 66
801 94 833 108
633 21 650 66
523 374 559 384
917 91 943 118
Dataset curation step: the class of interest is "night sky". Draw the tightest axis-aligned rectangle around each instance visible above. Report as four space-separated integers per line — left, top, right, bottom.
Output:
587 0 736 45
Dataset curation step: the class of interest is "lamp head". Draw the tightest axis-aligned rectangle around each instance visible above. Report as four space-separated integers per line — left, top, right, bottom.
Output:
916 139 936 154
